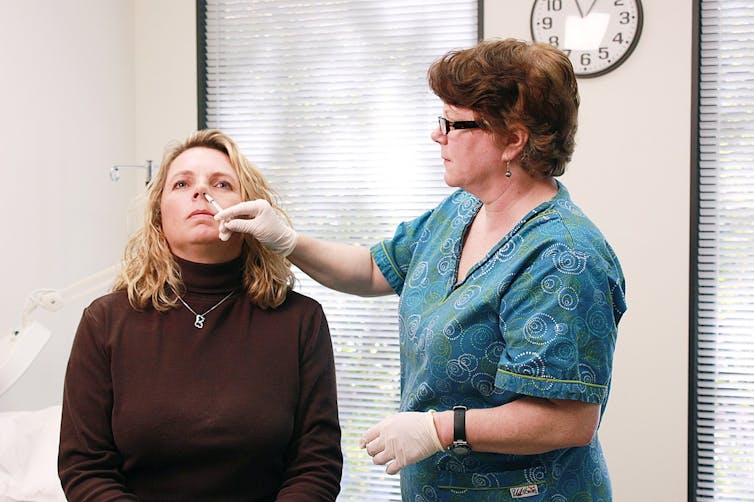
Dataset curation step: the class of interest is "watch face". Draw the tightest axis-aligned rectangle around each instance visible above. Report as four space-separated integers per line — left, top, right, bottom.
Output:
530 0 643 78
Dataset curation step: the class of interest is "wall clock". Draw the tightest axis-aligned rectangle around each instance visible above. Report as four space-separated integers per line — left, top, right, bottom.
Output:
530 0 643 78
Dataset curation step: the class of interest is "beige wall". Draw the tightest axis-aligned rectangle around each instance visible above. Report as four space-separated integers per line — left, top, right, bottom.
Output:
484 2 691 501
1 0 136 410
133 0 198 167
0 0 196 410
1 1 689 500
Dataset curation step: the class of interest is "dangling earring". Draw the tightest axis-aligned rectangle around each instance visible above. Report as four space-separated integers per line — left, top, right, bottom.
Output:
505 160 512 178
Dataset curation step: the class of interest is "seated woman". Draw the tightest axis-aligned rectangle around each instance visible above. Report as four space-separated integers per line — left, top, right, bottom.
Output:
58 129 342 501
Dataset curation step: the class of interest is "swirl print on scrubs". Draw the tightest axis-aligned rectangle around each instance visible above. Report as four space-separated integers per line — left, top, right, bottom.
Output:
371 182 626 501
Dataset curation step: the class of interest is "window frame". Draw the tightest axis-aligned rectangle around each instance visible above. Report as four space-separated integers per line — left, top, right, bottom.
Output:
690 0 754 499
195 0 484 130
689 0 700 499
194 2 483 499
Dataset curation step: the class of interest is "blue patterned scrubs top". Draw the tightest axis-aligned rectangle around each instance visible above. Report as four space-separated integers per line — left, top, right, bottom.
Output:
371 183 626 502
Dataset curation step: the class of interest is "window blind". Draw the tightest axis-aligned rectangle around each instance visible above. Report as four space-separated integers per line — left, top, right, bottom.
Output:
199 1 478 499
695 1 754 499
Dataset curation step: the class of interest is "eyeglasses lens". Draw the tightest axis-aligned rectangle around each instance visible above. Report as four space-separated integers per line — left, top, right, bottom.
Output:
438 117 449 134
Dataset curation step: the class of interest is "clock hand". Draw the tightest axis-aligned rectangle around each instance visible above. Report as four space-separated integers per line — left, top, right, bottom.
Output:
584 0 598 17
575 0 585 18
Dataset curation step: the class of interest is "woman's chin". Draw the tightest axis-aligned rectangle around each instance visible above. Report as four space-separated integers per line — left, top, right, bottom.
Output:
443 172 460 188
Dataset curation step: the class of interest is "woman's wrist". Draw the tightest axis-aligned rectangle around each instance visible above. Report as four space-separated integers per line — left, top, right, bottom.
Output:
432 410 454 449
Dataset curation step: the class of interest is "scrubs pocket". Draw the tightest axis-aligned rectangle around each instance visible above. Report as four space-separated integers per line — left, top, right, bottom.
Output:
435 469 548 501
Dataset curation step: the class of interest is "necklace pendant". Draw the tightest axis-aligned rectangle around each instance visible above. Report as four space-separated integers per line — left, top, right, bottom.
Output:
194 314 205 329
178 290 235 329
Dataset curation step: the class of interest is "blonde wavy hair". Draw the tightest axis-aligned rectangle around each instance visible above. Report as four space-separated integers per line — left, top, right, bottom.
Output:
113 129 296 311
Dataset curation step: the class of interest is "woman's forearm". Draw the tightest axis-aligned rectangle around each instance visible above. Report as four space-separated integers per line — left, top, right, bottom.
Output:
433 397 601 455
289 234 393 296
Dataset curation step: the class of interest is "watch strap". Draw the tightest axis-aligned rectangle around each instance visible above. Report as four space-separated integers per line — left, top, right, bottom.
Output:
453 405 467 442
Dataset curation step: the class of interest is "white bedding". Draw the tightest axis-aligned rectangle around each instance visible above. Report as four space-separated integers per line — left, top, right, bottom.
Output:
0 405 65 502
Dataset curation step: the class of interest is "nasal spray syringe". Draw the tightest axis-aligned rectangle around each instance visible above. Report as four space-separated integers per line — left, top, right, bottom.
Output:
204 193 223 213
205 193 231 241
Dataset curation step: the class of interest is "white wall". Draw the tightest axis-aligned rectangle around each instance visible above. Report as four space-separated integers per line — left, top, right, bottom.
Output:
0 0 196 411
484 2 691 501
0 1 689 500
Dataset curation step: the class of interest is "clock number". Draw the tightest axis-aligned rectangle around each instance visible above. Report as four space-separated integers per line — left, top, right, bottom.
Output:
598 47 609 60
547 0 562 11
548 36 560 47
542 17 553 29
614 0 625 5
613 32 624 44
619 11 631 24
580 53 591 66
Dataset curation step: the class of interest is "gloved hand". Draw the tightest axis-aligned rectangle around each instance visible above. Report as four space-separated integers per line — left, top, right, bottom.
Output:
214 200 298 256
359 411 444 475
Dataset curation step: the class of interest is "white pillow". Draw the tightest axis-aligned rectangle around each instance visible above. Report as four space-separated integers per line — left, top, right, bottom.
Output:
0 405 65 502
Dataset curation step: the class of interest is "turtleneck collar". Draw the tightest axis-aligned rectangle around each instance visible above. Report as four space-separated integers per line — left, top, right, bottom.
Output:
174 254 244 294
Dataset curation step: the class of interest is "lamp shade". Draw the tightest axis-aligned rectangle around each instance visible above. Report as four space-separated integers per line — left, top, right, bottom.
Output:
0 321 52 397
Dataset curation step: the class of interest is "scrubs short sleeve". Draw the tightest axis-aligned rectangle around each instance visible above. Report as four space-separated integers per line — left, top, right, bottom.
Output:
495 235 626 406
371 208 436 295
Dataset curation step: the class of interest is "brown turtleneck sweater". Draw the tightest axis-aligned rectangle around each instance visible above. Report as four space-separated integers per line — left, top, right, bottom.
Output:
58 256 342 501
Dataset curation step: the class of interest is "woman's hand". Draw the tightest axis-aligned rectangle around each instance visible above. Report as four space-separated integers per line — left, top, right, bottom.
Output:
214 200 298 256
360 412 443 475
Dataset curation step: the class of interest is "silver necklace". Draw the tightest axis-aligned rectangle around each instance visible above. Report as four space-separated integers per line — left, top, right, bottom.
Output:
177 290 236 329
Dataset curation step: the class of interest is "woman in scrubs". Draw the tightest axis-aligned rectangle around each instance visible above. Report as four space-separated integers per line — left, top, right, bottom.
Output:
216 39 626 501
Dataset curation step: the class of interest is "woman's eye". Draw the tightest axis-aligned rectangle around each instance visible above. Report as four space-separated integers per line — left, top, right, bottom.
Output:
216 181 232 189
173 181 187 189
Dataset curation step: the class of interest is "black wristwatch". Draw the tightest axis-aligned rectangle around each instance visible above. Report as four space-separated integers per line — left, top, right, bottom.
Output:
450 405 472 455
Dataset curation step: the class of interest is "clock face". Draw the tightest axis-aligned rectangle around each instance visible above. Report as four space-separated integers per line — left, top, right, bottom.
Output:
530 0 643 78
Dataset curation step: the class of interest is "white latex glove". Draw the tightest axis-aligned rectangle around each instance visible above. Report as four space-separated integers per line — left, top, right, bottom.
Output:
214 200 298 256
359 411 443 475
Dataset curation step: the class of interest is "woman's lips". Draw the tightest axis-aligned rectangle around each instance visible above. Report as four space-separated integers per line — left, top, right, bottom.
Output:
189 209 214 219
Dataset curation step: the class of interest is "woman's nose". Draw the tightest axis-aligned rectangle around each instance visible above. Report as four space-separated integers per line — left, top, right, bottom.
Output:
431 127 446 144
193 187 207 200
193 180 210 199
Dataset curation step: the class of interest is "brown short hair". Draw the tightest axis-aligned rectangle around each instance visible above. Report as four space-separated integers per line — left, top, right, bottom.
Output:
113 129 295 311
428 38 579 177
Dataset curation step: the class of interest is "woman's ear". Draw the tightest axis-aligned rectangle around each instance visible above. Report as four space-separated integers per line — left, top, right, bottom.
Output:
502 126 528 161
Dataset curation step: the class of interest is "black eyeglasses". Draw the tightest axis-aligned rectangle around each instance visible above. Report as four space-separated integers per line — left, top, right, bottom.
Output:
438 116 480 135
